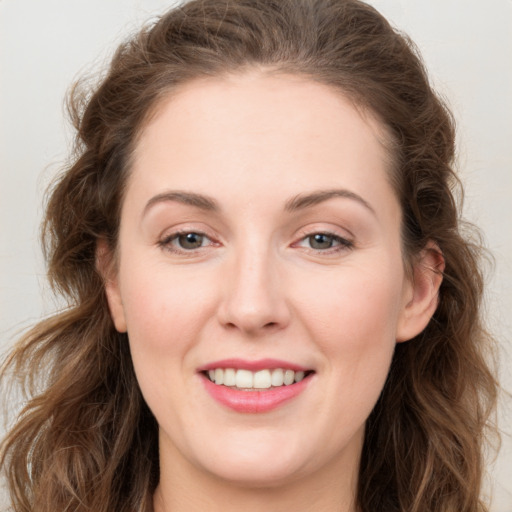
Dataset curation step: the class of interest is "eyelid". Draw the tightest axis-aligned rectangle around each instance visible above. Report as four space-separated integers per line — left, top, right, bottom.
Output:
297 233 353 251
291 225 355 254
157 226 220 256
293 223 354 241
157 221 219 243
162 230 210 246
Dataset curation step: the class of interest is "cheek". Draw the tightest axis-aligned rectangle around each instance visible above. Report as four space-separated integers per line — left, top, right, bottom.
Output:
294 261 404 384
120 261 213 348
283 262 404 450
117 262 217 419
301 266 402 336
117 262 219 405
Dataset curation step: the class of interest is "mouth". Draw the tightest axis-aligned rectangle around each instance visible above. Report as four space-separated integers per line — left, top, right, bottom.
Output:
198 359 315 413
203 367 314 390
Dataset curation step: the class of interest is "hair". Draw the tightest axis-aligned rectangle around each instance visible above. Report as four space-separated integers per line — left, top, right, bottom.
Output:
1 0 499 511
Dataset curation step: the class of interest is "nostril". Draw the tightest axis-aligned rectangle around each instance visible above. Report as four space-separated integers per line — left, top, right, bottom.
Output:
262 321 284 333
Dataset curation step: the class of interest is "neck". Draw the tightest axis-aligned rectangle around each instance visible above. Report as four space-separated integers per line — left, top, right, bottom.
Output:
153 444 360 512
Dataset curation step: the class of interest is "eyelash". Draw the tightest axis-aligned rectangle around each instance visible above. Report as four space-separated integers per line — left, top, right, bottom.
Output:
293 232 354 254
158 230 217 255
158 229 354 256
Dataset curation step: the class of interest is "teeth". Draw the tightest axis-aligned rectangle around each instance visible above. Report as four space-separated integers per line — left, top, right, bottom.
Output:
284 369 295 385
214 368 224 385
206 368 308 389
224 368 236 386
294 371 305 383
235 369 253 388
253 370 271 389
271 368 284 386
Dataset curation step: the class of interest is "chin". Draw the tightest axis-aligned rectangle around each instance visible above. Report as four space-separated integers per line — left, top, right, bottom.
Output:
204 457 306 489
186 429 313 487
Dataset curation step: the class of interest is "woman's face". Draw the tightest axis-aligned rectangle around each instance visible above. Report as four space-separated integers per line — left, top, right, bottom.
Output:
105 73 436 489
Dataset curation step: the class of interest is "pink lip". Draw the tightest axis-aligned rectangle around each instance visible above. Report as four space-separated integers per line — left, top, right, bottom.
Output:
200 372 313 414
198 358 310 372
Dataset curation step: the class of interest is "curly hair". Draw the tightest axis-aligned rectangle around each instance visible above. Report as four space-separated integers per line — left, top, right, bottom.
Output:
1 0 498 510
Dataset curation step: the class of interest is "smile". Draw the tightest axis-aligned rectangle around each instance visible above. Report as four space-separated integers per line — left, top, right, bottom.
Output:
199 359 315 413
205 368 309 389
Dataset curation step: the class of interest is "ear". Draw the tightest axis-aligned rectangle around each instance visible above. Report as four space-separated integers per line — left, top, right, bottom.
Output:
96 239 127 333
396 242 445 343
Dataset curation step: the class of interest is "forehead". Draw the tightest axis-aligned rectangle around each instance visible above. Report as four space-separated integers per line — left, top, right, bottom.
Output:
136 71 392 159
128 72 397 215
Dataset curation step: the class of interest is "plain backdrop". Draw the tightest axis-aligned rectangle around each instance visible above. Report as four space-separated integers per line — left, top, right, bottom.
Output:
1 0 511 510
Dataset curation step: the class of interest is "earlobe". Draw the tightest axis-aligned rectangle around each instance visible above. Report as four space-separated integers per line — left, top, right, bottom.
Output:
96 239 127 333
396 242 445 343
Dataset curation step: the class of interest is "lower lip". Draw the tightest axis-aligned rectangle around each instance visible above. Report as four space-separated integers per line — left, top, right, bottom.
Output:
201 374 312 413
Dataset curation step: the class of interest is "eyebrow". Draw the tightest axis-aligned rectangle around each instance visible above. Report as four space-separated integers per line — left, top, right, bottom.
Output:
284 189 376 215
143 191 220 216
142 188 375 217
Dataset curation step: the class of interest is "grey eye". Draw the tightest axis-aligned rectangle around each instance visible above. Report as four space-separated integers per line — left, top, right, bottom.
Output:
308 233 335 250
177 232 205 249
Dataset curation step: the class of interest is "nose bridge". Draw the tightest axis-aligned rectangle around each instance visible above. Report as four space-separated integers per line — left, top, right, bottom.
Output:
219 238 289 334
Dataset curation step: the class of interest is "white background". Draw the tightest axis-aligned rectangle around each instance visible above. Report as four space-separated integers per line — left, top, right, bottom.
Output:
1 0 511 510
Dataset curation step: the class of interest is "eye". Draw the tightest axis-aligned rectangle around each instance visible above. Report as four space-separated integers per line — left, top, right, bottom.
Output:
308 233 337 250
175 232 207 250
296 232 353 252
159 231 214 253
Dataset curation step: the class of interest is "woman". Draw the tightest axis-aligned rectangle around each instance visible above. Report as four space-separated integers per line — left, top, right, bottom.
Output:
0 0 499 511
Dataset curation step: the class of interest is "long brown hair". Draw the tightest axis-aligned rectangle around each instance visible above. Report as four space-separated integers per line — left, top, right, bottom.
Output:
1 1 498 510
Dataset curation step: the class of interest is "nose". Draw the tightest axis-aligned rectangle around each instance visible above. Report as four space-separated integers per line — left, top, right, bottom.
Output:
217 246 291 336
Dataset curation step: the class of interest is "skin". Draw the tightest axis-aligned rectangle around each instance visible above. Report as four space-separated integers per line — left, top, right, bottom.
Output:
103 72 443 512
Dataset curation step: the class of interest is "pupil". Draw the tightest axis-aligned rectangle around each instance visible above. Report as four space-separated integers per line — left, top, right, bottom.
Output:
310 234 332 249
179 233 203 249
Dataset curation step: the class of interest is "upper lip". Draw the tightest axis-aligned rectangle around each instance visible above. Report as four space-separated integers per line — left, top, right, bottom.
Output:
197 358 312 372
